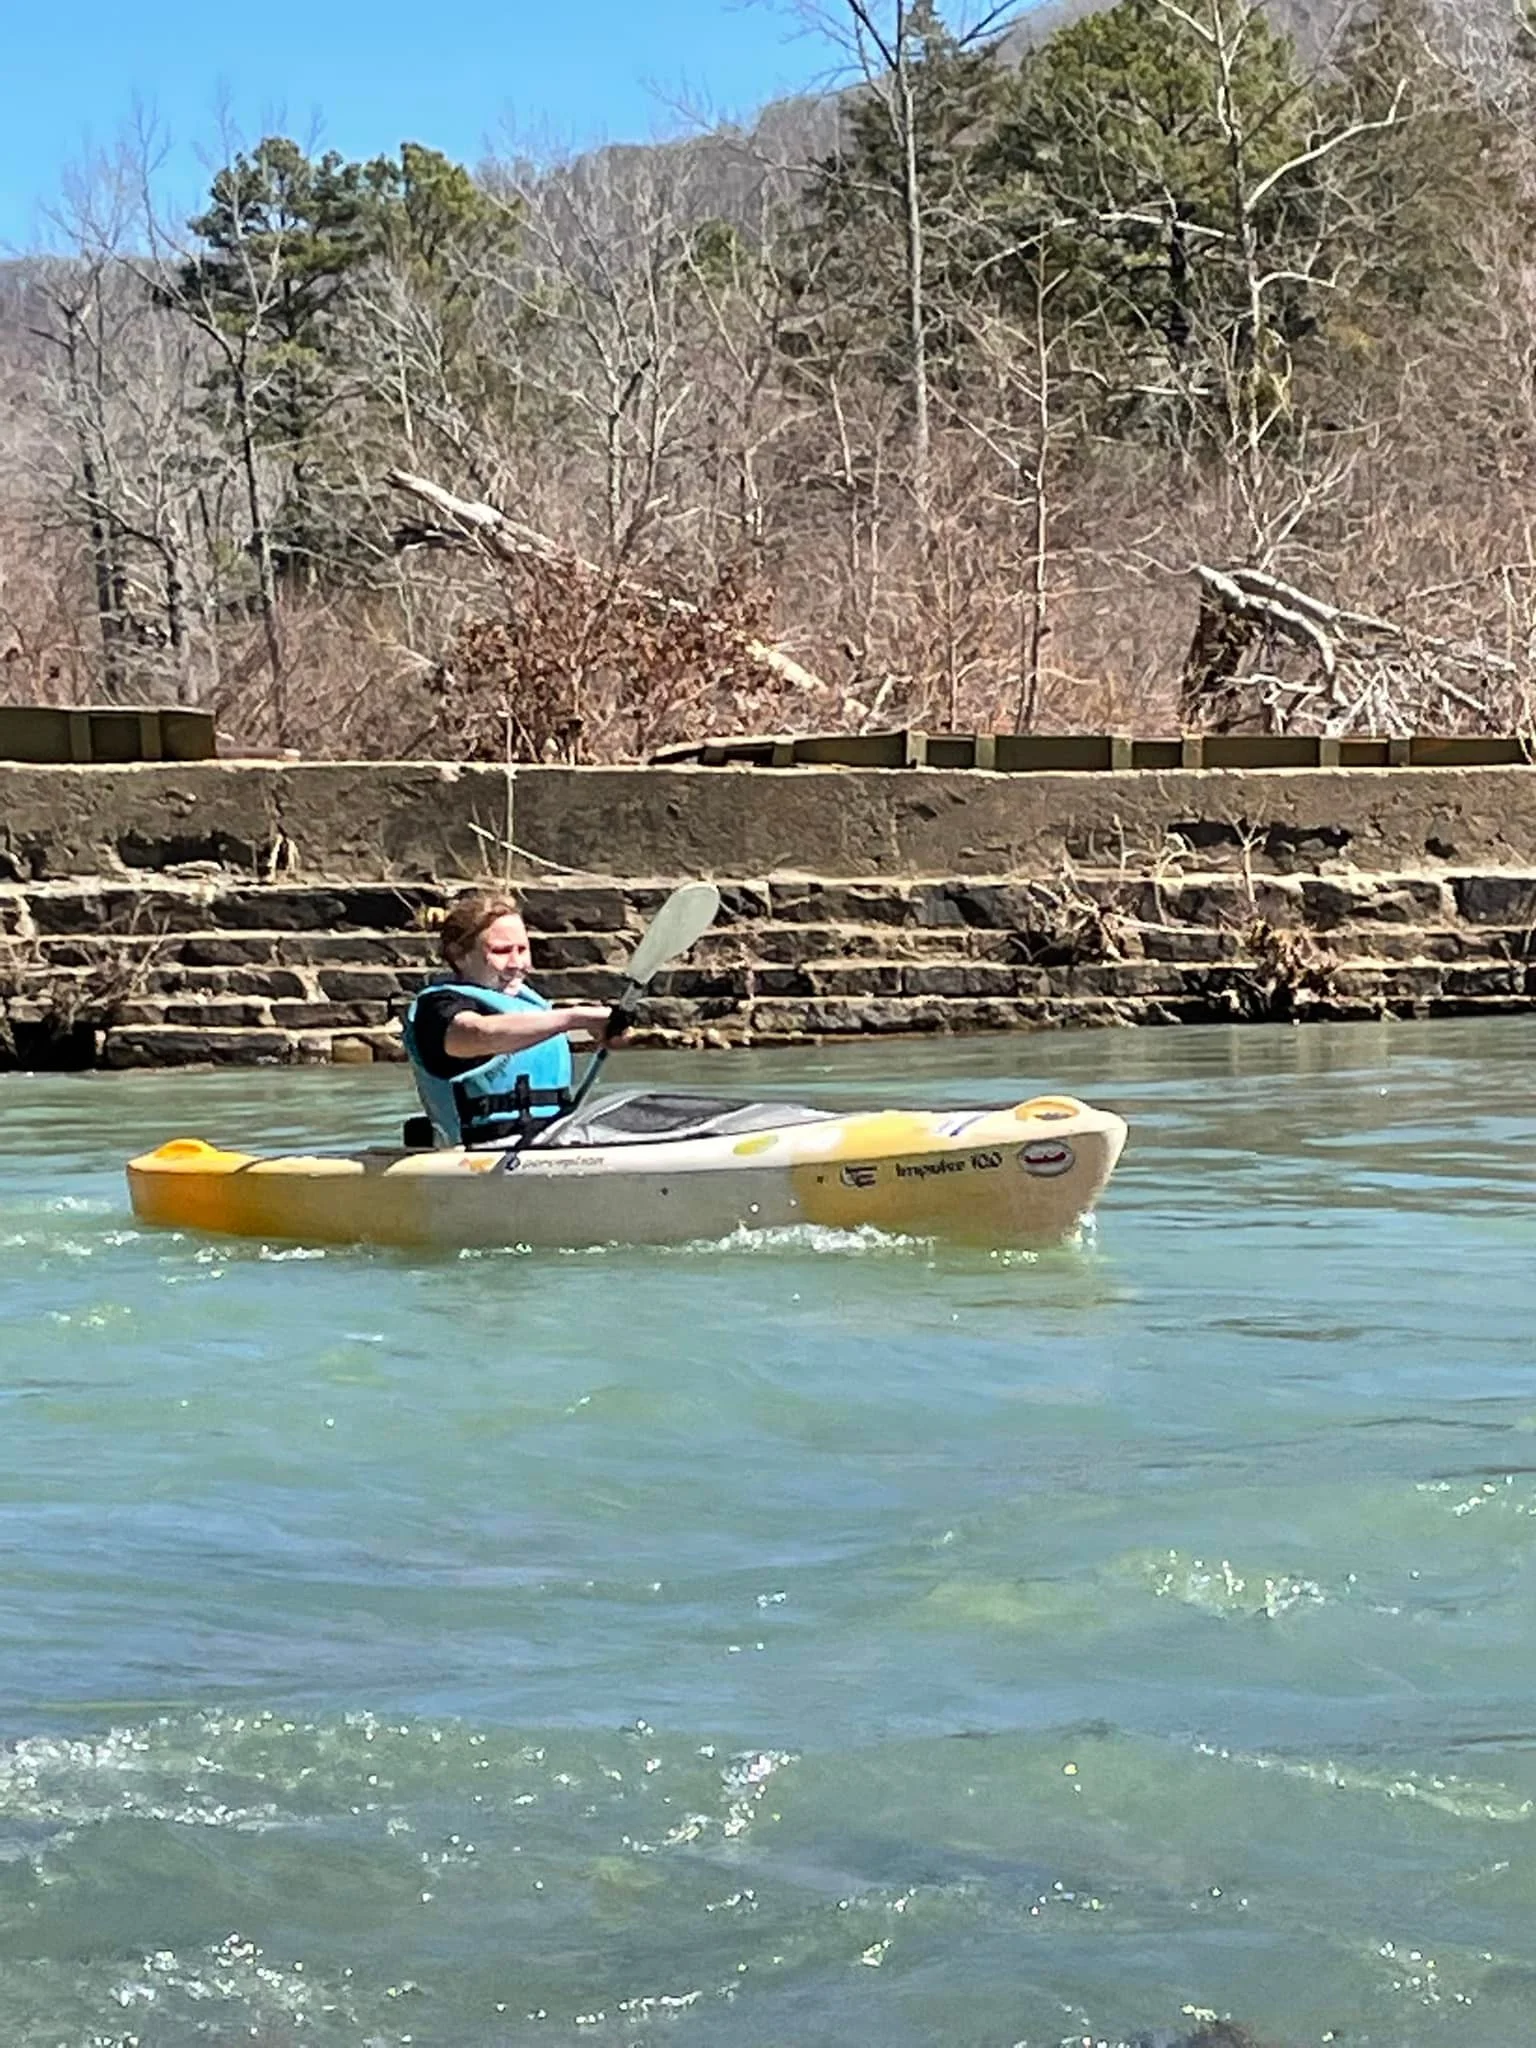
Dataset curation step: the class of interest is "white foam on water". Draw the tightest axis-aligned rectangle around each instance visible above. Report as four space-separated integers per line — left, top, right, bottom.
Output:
0 1725 287 1845
1366 1930 1482 2012
1139 1548 1330 1620
112 1932 359 2034
458 1223 935 1259
669 1222 934 1257
1420 1473 1536 1524
1193 1741 1534 1823
638 1746 800 1851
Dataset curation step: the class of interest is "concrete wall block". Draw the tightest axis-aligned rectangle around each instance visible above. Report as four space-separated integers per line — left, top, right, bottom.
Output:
806 963 905 996
751 924 868 965
518 885 629 931
533 968 628 1003
1069 876 1168 922
626 881 773 925
269 999 393 1029
768 881 926 926
942 881 1050 929
829 997 949 1034
145 966 311 999
210 888 350 932
713 883 774 924
959 930 1038 962
162 999 277 1027
1068 960 1183 997
755 923 989 965
531 932 630 970
741 995 948 1035
901 962 1042 997
1359 928 1470 963
1301 874 1454 929
746 966 813 996
334 886 442 928
115 996 269 1027
272 933 437 967
657 967 746 999
360 1027 407 1062
1155 877 1261 928
177 935 282 967
315 967 407 1001
1428 992 1533 1017
1139 927 1243 962
1442 963 1526 997
1248 877 1308 925
1451 874 1536 925
624 996 695 1032
39 934 163 967
938 998 1052 1032
103 1026 294 1067
1330 963 1446 1000
209 885 438 933
1364 877 1456 923
28 886 216 935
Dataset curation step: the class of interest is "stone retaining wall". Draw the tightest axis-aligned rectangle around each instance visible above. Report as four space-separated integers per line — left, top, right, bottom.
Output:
3 761 1535 1066
6 860 1536 1069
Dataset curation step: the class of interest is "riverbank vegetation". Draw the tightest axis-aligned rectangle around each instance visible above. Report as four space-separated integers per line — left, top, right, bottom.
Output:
2 0 1533 756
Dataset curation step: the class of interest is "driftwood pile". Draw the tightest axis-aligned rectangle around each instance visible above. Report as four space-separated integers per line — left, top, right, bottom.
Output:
388 470 831 762
1180 564 1521 736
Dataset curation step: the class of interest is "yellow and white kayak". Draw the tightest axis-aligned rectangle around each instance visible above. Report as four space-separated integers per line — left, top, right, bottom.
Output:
125 1088 1127 1251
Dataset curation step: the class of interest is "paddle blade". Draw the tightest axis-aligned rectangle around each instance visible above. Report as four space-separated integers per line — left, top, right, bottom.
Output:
625 882 721 987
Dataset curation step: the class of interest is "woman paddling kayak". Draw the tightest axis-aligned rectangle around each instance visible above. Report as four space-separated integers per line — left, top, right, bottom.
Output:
403 891 625 1147
125 880 1128 1247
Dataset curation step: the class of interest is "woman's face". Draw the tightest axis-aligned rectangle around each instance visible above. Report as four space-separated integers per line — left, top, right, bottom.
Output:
453 912 531 993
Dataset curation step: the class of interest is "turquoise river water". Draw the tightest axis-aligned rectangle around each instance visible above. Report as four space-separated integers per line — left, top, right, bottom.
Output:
2 1017 1535 2048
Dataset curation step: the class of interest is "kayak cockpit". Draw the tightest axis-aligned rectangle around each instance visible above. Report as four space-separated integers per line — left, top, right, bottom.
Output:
521 1087 836 1149
402 1086 836 1153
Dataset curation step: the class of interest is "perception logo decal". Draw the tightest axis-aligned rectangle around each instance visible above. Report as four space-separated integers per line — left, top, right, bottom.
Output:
1019 1139 1075 1178
840 1164 878 1190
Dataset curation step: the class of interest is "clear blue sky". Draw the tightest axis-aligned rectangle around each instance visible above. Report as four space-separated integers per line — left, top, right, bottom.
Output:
2 0 846 250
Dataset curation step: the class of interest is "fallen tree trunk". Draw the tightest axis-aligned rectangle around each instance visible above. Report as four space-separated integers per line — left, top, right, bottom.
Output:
1181 563 1520 735
386 469 830 699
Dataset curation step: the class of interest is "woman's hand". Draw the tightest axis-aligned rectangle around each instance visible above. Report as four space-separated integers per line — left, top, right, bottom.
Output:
561 1004 630 1049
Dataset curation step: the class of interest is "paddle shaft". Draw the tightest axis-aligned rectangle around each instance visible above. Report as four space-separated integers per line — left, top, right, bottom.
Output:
553 882 721 1123
565 992 638 1114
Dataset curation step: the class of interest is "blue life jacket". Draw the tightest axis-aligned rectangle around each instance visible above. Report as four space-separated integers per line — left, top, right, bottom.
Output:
402 980 573 1146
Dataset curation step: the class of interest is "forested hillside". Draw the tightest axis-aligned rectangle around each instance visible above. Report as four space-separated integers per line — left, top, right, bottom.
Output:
2 0 1532 758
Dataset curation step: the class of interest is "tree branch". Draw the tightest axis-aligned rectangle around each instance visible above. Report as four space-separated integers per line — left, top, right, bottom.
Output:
385 469 831 695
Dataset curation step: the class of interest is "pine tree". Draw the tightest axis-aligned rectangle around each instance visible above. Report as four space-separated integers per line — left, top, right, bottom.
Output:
981 0 1316 435
179 137 390 582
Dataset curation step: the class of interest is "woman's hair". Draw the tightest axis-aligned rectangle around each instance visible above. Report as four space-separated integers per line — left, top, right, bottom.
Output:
437 890 523 970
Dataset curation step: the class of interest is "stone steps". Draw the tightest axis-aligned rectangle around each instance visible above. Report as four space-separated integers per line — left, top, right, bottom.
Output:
28 937 1536 1005
7 866 1536 1067
24 917 1536 983
9 865 1536 925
